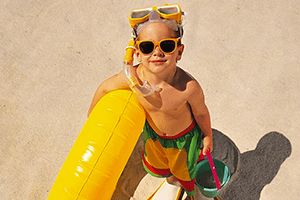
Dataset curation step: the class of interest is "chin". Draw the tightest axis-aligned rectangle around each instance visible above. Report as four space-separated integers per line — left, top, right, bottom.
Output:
150 65 167 73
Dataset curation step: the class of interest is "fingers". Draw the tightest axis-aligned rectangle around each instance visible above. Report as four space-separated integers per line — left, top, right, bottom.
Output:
202 146 213 156
202 147 208 155
202 136 213 155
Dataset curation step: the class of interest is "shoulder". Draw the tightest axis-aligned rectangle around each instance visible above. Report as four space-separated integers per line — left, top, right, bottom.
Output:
186 79 204 101
111 70 128 84
176 67 203 93
177 69 205 101
101 70 129 91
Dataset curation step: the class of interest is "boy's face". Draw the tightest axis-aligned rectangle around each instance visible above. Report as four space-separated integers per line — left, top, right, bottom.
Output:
135 22 184 75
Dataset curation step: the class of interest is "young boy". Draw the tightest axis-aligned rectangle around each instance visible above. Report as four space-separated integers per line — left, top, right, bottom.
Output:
88 5 213 199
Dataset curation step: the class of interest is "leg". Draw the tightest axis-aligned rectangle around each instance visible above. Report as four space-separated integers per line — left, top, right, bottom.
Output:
167 176 195 199
166 175 180 186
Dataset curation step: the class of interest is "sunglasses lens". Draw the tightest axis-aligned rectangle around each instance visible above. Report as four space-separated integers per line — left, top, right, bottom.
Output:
160 40 176 53
139 41 155 54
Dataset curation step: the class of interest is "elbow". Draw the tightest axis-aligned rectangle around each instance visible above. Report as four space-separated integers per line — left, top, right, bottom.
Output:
194 113 209 121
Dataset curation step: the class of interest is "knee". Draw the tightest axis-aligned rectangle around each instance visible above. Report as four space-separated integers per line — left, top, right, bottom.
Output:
166 176 180 186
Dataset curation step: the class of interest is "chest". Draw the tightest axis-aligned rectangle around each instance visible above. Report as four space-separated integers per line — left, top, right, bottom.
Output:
137 87 189 113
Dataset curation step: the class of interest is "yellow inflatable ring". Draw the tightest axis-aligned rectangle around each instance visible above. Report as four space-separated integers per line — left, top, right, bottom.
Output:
48 90 145 200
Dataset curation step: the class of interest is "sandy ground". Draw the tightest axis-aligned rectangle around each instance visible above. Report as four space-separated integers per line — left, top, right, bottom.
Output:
1 0 299 199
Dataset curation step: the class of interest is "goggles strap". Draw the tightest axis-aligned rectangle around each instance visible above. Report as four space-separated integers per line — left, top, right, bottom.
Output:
132 22 183 40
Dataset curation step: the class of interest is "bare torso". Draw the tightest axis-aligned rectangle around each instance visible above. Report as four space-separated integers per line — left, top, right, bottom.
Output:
136 67 196 137
88 57 212 158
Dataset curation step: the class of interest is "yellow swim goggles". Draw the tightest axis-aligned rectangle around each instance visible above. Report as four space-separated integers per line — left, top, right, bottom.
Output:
129 4 183 29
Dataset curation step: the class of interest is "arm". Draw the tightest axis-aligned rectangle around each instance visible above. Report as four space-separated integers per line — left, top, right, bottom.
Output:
187 81 213 155
87 71 130 117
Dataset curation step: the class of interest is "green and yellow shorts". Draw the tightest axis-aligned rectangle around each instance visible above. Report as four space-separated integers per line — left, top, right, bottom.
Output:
142 120 203 196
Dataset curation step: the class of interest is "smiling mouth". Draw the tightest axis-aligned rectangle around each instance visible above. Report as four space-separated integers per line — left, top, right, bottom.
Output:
151 60 166 63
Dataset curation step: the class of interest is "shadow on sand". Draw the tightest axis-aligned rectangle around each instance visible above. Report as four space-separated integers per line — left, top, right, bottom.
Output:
218 130 292 200
112 129 292 200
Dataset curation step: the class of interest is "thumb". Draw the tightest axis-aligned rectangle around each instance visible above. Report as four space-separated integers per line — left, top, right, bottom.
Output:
202 147 208 156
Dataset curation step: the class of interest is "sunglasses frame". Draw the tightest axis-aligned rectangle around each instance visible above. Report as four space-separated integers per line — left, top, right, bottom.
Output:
136 38 181 55
129 4 182 28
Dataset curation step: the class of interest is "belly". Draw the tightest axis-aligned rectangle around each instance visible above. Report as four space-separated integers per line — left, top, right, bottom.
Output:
136 89 194 137
146 109 194 137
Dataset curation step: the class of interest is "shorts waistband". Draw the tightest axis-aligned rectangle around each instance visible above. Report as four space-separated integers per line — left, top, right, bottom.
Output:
152 120 197 140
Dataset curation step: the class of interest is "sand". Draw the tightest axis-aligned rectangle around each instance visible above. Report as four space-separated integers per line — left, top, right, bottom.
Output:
1 0 299 199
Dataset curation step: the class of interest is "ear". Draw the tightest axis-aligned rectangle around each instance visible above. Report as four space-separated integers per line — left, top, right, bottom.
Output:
176 44 184 61
135 48 142 62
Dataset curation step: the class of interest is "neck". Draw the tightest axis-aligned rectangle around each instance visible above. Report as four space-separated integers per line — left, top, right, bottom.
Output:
137 64 177 86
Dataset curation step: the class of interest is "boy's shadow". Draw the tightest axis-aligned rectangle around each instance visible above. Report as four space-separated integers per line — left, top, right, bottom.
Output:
111 129 292 200
214 130 292 200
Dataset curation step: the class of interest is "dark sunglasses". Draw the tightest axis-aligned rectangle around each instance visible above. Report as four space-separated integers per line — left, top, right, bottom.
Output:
136 38 181 55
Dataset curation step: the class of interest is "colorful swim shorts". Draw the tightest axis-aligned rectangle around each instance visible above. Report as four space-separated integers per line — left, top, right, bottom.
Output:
142 120 203 196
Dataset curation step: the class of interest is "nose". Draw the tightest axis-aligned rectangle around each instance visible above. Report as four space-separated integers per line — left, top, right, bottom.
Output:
153 45 164 57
